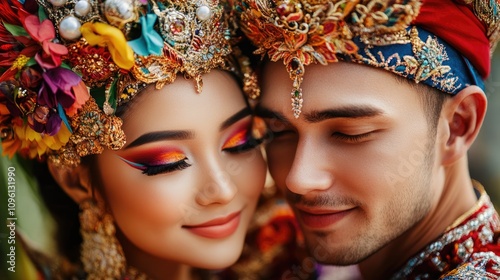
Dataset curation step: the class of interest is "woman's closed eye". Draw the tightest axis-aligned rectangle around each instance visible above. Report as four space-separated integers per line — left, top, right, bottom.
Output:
119 149 192 176
222 124 266 154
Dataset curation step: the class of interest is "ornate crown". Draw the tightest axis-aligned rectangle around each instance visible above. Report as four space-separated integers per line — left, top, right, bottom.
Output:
231 0 500 118
0 0 260 166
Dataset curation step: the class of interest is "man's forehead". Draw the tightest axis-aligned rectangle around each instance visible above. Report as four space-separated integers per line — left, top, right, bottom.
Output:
261 62 415 105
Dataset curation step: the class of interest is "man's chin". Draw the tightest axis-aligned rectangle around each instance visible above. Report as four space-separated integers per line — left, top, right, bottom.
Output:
311 254 362 266
304 238 376 266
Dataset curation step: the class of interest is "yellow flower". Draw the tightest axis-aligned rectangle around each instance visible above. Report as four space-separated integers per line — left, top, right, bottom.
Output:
12 123 71 158
81 22 135 70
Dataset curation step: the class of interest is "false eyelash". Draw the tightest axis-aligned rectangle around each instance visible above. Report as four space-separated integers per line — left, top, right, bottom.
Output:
119 156 192 176
142 160 192 176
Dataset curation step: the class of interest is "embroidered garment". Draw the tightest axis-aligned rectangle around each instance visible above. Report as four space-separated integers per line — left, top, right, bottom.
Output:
391 184 500 279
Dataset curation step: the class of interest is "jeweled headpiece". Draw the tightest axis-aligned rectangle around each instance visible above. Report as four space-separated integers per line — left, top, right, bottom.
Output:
0 0 260 166
231 0 500 117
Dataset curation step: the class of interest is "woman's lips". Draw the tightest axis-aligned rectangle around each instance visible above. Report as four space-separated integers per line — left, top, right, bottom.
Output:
296 208 354 229
183 211 241 239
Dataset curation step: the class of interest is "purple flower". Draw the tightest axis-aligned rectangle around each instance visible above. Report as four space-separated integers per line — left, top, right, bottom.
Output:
34 67 82 135
39 67 79 108
29 105 61 136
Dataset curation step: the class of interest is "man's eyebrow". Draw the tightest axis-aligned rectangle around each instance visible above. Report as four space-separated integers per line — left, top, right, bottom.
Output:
255 105 383 124
125 130 194 149
304 106 384 123
220 107 251 131
255 106 291 126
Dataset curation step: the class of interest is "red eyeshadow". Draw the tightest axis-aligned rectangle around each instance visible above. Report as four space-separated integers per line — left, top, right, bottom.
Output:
121 147 186 166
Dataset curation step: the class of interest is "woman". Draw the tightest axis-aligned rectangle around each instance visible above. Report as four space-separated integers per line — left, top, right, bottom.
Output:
0 0 275 278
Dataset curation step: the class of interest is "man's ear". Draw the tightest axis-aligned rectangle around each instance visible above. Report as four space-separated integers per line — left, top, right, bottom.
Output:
440 85 487 165
48 162 94 204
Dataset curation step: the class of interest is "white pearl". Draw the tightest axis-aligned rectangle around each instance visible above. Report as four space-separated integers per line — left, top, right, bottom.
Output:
59 16 82 41
48 0 67 7
196 5 211 21
75 0 92 17
103 0 135 27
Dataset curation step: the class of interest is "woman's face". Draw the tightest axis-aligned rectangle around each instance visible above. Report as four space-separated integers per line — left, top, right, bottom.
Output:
95 70 266 269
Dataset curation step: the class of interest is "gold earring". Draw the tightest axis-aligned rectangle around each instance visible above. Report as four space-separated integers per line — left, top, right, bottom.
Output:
79 200 126 279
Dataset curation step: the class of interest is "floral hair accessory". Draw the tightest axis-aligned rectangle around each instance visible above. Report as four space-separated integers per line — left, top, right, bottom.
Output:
231 0 500 118
0 0 260 167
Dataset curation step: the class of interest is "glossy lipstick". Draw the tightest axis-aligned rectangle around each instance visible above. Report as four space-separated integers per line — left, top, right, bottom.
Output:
183 211 241 239
296 208 353 229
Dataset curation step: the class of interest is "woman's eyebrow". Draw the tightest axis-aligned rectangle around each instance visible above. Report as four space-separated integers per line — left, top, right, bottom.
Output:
220 107 251 131
124 130 194 149
254 106 291 126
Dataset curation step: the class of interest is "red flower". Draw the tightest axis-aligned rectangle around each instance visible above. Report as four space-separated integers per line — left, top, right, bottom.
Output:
0 0 38 67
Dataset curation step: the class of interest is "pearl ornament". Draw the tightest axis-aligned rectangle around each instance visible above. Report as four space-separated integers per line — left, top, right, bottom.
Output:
48 0 67 7
59 16 82 41
75 0 92 17
103 0 137 28
196 5 211 21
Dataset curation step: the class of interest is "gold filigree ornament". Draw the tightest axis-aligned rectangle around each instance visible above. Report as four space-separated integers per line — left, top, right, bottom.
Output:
232 0 422 117
47 98 126 167
1 0 260 167
79 199 151 279
79 200 126 279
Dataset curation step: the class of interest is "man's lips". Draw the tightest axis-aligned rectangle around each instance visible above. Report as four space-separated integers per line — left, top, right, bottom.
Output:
183 211 241 238
295 207 355 229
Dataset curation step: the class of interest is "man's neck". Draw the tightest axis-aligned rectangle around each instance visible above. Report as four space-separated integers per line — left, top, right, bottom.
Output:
358 158 478 279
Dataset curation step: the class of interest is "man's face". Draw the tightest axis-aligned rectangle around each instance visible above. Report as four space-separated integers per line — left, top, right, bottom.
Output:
259 61 444 265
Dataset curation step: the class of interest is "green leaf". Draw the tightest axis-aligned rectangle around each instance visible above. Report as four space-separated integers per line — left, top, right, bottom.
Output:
38 6 48 21
3 22 29 37
108 78 118 111
25 57 37 67
90 86 106 109
61 62 72 70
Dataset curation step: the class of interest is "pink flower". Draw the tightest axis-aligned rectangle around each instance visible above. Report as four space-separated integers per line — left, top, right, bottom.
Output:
23 15 68 69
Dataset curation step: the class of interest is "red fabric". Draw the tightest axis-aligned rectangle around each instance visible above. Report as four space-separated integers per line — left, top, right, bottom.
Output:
414 0 490 78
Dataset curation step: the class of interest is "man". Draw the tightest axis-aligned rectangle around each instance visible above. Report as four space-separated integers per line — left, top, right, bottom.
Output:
232 0 500 278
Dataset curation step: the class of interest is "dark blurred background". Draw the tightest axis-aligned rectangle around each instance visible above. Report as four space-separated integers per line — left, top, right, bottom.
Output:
469 49 500 204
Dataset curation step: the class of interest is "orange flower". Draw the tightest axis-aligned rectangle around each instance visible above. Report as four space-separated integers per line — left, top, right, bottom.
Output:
65 81 90 117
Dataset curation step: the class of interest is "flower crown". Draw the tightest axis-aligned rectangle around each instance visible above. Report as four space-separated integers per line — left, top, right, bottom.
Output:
231 0 500 118
0 0 260 167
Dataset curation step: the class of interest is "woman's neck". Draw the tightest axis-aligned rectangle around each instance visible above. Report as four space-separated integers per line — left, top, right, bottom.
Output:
116 231 194 280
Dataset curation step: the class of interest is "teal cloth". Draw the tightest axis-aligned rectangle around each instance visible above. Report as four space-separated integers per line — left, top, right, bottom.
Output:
128 13 163 56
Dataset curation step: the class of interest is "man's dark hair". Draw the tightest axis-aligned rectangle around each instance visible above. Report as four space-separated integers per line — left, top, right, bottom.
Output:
396 75 450 134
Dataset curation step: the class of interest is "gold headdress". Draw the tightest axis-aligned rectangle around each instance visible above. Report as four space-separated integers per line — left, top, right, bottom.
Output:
231 0 500 117
0 0 260 166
